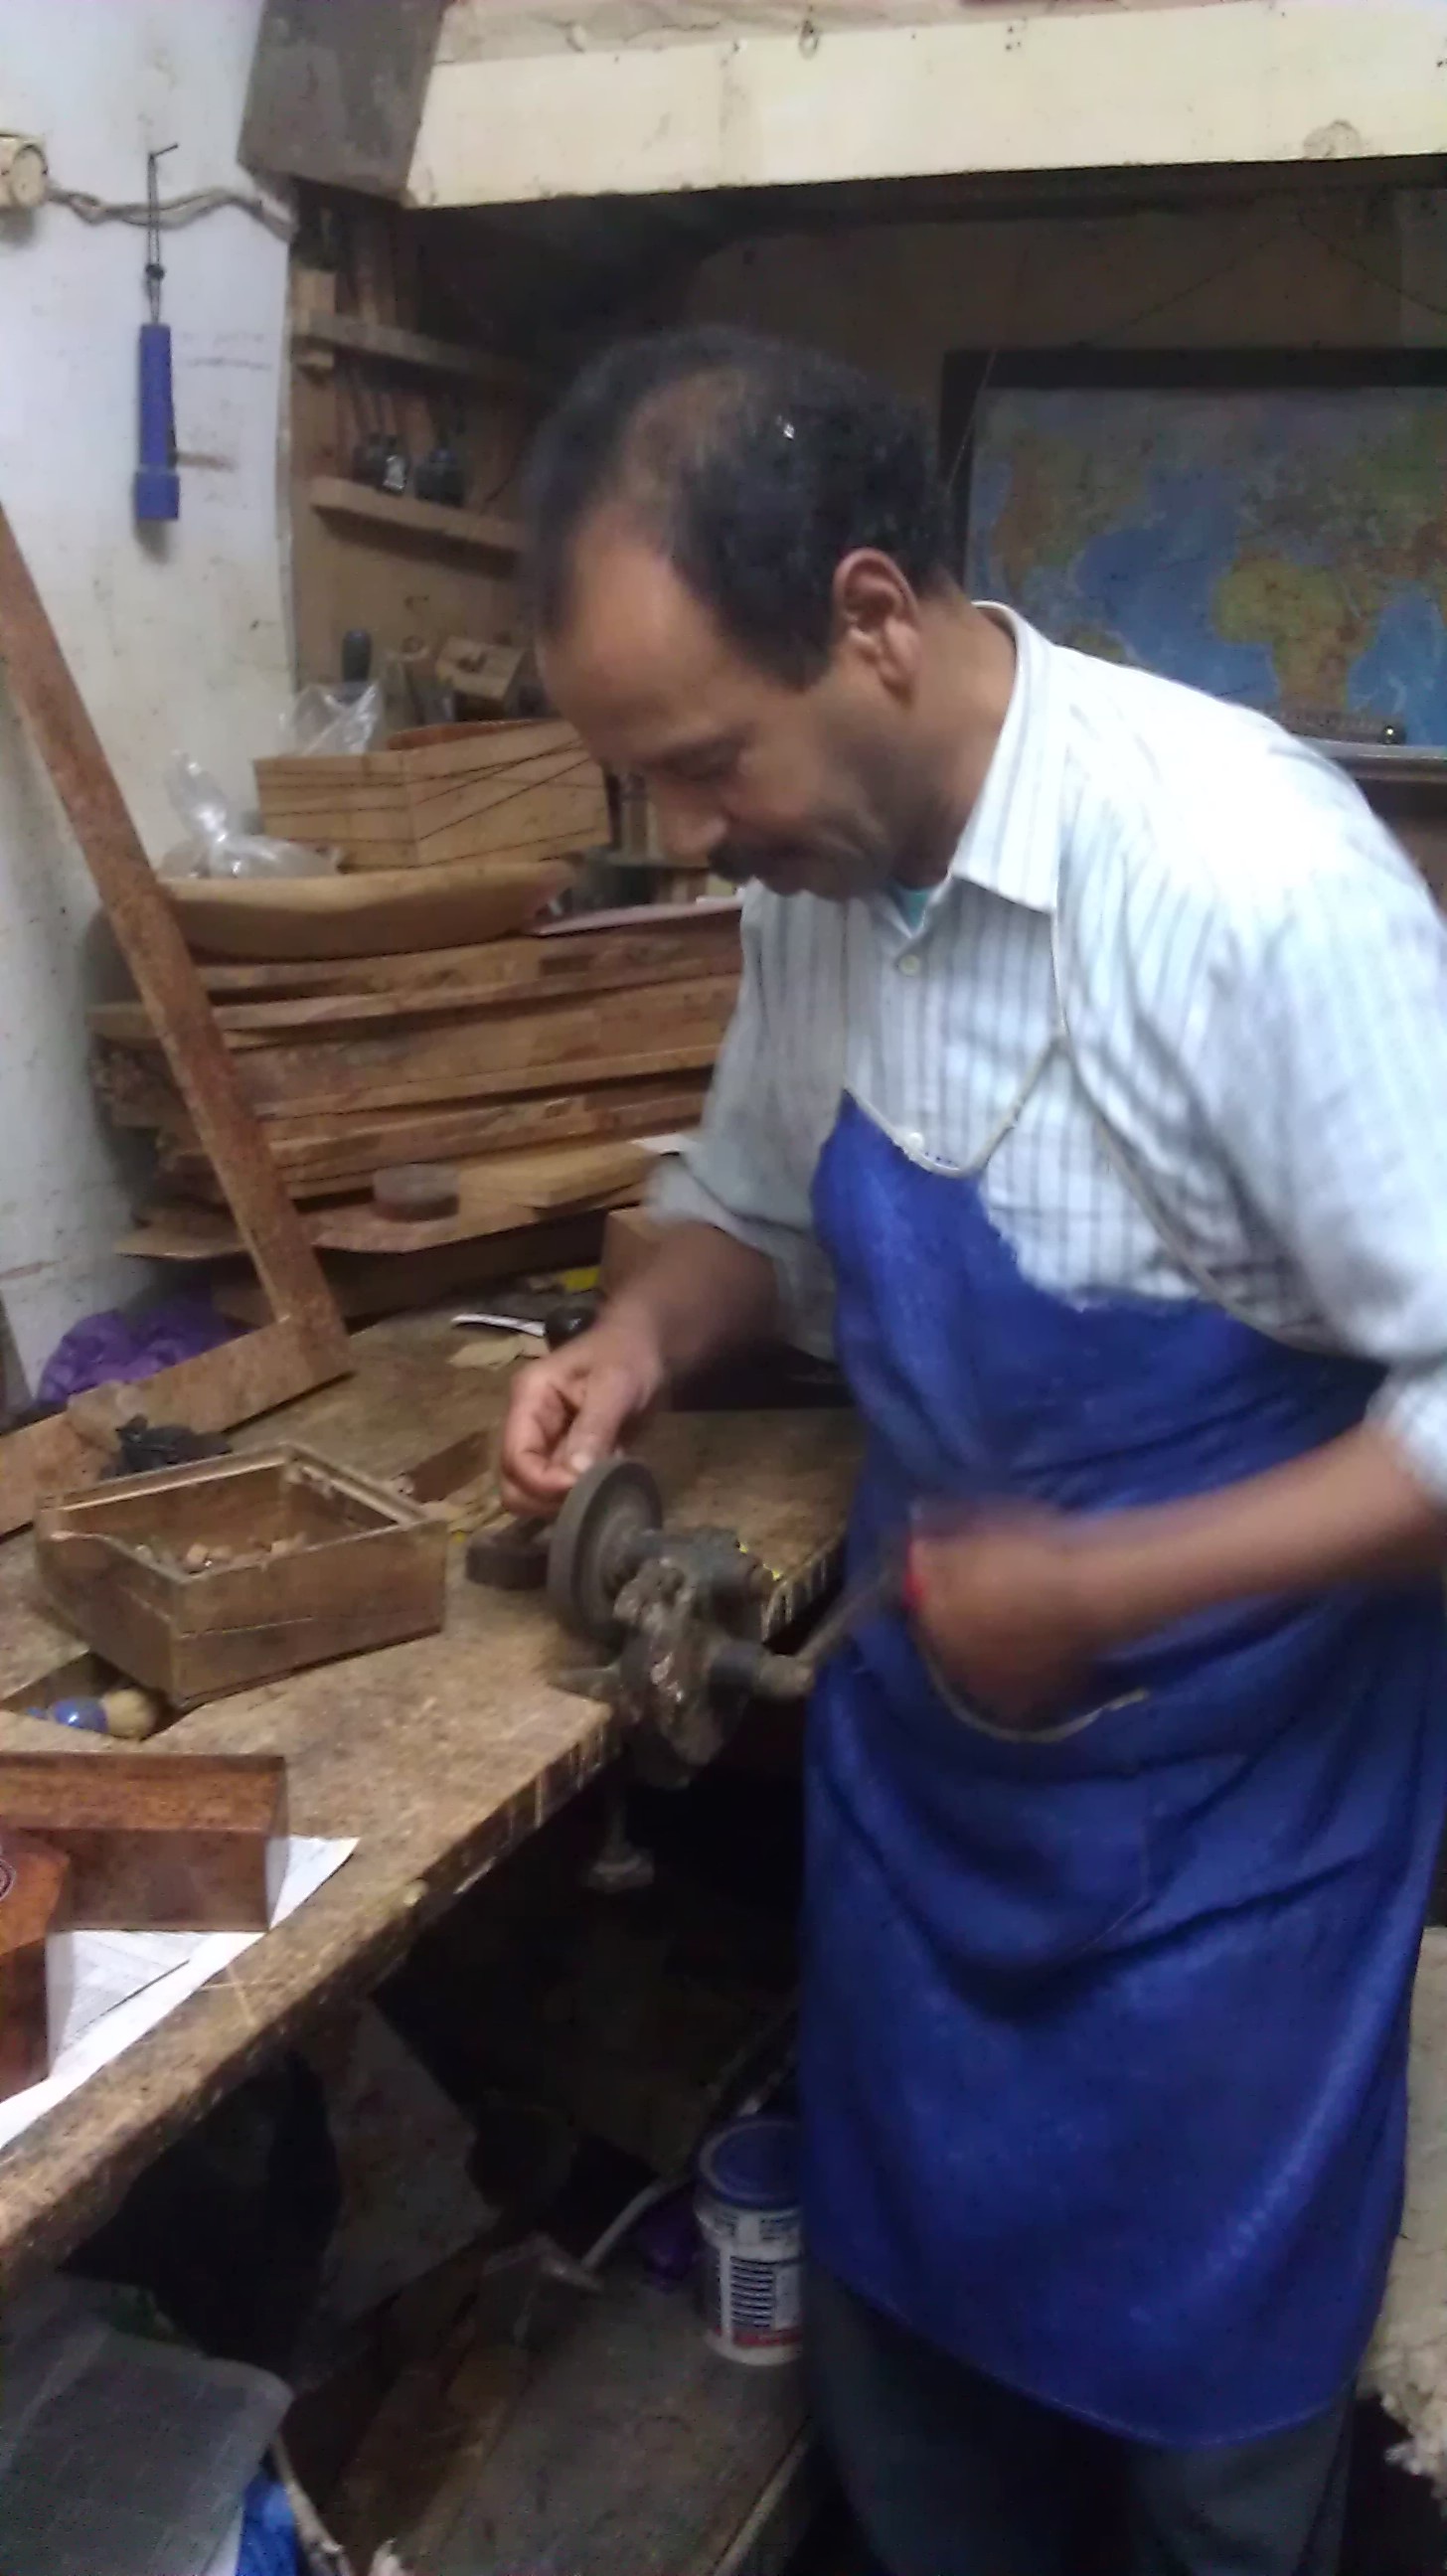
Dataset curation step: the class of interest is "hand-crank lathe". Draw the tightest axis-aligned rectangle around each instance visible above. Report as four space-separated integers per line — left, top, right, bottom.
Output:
472 1458 892 1786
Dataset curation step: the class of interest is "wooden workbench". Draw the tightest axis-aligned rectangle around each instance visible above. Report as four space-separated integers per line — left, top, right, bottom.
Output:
0 1309 860 2293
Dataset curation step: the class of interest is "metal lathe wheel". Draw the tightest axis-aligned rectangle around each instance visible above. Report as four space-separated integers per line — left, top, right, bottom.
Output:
547 1458 663 1644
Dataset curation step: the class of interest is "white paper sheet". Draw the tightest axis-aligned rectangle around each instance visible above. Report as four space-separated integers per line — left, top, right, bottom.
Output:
0 1837 356 2155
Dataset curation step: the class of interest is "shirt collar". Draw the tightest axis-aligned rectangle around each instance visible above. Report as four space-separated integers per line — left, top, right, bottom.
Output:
944 606 1063 917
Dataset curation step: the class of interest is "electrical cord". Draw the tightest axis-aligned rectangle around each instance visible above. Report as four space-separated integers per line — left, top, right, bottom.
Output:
1291 208 1447 333
48 179 293 242
943 200 1437 491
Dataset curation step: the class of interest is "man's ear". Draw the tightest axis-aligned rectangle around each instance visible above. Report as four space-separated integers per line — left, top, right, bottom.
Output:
833 550 923 697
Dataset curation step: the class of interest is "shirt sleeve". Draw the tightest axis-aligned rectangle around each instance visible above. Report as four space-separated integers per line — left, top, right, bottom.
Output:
1218 815 1447 1502
649 893 835 1354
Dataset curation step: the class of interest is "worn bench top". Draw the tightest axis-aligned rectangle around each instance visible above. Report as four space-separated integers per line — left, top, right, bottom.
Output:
0 1309 860 2290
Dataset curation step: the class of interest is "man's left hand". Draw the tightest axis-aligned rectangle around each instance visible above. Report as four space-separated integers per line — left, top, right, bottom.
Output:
904 1512 1107 1729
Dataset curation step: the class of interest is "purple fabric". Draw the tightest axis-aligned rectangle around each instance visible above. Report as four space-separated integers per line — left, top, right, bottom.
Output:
37 1297 238 1407
633 2190 699 2286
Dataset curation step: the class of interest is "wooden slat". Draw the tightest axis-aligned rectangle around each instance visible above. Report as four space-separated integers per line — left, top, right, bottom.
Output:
0 1322 340 1539
103 979 734 1119
158 1079 710 1199
194 916 741 1003
293 310 543 400
0 503 344 1357
125 1140 652 1259
0 497 352 1536
97 969 733 1068
308 475 524 559
239 990 731 1116
213 1213 609 1325
311 1140 652 1253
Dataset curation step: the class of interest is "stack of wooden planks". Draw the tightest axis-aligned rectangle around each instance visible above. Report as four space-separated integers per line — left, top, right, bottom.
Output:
92 877 741 1313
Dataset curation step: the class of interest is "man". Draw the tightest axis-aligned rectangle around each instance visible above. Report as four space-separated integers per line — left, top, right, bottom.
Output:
502 327 1447 2576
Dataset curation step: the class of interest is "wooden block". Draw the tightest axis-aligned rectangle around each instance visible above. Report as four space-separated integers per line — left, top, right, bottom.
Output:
0 1752 286 1932
436 635 527 715
0 1835 71 2102
373 1163 462 1220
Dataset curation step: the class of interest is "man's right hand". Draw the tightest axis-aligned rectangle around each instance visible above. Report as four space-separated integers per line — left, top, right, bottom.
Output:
499 1320 666 1516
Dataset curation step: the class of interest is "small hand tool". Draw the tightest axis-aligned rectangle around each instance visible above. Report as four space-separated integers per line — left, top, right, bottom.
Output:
452 1292 599 1348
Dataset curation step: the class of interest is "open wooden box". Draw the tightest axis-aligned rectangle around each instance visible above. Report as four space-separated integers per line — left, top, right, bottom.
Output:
34 1447 448 1708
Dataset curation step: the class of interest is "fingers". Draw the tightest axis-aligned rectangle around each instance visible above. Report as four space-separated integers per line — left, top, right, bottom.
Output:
499 1359 583 1515
561 1359 647 1481
498 1332 659 1515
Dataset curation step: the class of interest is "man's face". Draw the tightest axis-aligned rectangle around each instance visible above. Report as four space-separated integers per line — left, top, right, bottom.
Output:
539 517 935 900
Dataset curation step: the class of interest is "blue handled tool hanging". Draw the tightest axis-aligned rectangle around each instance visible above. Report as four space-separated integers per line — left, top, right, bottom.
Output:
134 146 179 523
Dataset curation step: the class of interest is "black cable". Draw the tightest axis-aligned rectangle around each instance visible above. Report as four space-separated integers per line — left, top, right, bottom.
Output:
143 144 176 327
1291 209 1447 332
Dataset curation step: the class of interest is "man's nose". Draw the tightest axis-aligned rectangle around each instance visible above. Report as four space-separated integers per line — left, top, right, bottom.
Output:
650 782 726 871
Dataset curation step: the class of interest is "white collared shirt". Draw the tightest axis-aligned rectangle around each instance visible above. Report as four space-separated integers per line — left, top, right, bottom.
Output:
653 610 1447 1500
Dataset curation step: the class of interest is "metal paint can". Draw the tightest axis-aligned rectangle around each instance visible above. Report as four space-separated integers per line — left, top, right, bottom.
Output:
696 2114 802 2366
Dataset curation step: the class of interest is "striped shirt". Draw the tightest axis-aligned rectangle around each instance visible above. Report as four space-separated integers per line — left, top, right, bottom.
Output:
653 608 1447 1501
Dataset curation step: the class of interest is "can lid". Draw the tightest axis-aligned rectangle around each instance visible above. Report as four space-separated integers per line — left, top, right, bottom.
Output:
699 2114 799 2212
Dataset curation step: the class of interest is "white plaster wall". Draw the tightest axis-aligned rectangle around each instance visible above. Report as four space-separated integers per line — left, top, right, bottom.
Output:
0 0 290 1393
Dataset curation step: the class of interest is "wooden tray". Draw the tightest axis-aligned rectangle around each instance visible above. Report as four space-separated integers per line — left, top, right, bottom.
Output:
34 1447 448 1707
164 859 569 962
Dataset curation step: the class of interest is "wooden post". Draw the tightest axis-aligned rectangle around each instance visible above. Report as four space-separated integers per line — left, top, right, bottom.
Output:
0 499 352 1534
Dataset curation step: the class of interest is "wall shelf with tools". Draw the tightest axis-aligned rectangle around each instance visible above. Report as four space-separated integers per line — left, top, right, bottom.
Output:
306 475 525 561
287 196 545 691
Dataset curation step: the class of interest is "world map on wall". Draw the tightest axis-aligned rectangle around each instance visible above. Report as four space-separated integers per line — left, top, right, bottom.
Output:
966 387 1447 746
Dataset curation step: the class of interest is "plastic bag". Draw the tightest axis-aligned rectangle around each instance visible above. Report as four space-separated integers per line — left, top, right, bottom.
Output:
279 679 383 757
160 753 336 880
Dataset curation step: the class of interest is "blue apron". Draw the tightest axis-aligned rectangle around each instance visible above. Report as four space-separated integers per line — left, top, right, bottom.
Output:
802 1081 1447 2449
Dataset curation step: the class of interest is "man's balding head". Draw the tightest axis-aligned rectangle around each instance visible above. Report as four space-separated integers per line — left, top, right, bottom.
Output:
527 328 951 686
525 329 990 901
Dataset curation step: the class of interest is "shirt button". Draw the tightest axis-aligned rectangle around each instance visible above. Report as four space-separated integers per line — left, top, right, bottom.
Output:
903 1129 926 1154
896 952 922 978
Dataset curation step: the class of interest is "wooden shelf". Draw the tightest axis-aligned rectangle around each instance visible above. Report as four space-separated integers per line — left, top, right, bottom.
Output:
294 311 543 400
307 475 524 560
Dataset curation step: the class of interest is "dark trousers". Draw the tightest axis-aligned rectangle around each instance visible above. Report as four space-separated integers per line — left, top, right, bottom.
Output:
809 2263 1352 2576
